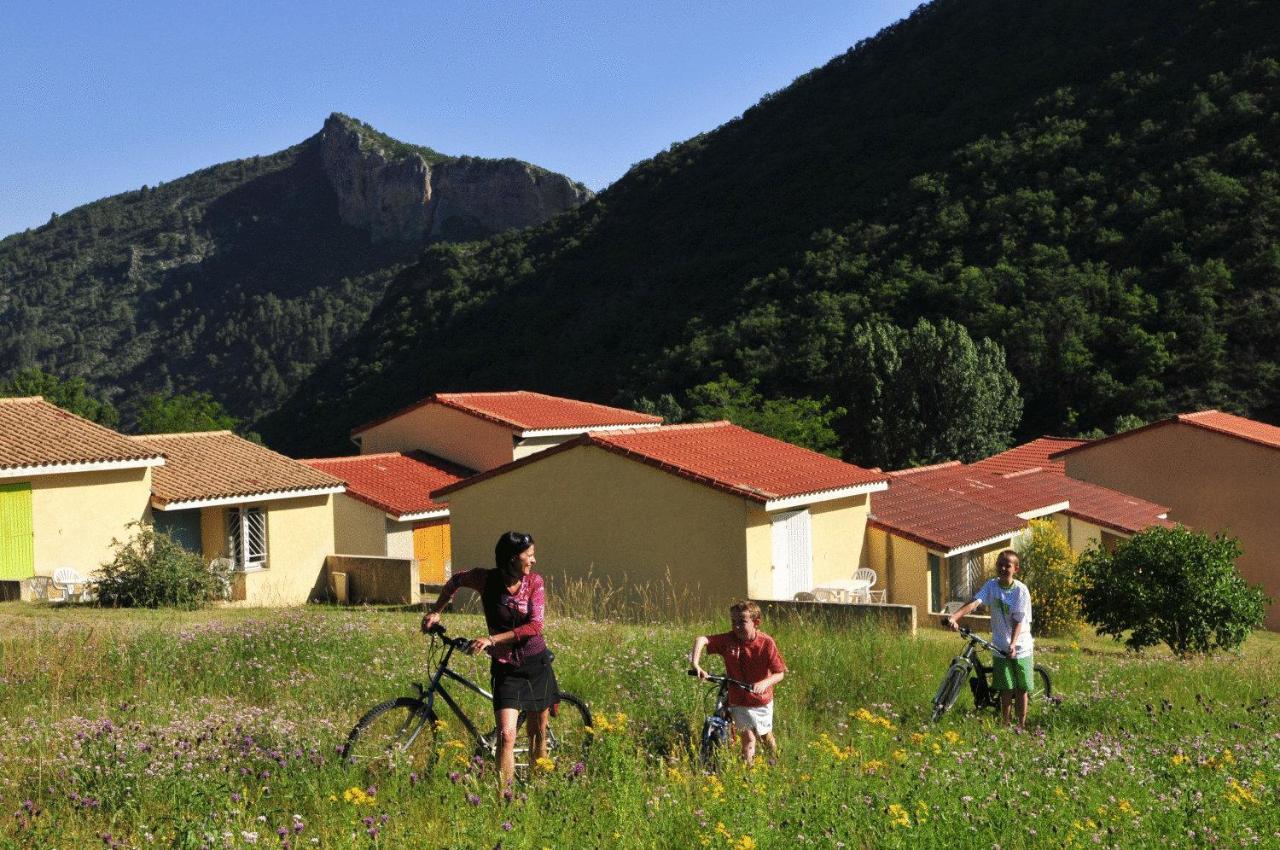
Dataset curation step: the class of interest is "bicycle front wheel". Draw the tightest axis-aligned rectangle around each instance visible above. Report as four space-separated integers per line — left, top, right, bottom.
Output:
342 697 439 777
1030 665 1053 705
931 665 968 722
698 714 731 768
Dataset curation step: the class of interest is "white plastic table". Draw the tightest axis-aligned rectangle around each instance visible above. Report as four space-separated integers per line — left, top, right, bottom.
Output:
811 578 871 603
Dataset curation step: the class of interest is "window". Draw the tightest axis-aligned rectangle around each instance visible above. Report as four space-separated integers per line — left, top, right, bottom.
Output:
227 507 267 570
948 552 985 605
927 553 942 613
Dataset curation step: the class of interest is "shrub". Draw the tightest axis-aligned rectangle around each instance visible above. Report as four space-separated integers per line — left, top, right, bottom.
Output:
94 524 229 609
1016 519 1082 637
1076 525 1268 656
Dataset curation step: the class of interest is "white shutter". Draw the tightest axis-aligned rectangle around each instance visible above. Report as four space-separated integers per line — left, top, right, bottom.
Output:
771 509 813 599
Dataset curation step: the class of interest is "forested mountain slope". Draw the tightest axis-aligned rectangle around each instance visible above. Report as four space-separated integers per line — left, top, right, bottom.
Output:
265 0 1280 462
0 114 590 424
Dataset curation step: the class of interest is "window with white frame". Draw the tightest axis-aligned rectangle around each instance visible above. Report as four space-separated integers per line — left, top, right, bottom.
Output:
227 507 267 570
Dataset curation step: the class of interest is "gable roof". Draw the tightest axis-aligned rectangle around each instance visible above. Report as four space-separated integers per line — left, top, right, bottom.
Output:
132 432 344 509
0 396 164 476
868 476 1025 556
434 421 888 508
968 436 1086 475
300 452 472 520
1052 409 1280 458
890 444 1172 537
352 391 663 437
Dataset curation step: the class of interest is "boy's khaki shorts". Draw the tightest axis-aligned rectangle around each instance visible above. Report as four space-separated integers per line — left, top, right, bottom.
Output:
729 702 774 735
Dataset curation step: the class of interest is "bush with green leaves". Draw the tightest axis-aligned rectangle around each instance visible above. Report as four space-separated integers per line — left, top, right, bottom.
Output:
1076 525 1268 656
1016 519 1082 638
94 523 229 609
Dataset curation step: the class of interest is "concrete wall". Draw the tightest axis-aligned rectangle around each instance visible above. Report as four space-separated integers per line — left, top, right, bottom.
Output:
1064 423 1280 629
754 598 917 634
357 403 515 471
386 519 414 560
445 444 752 606
332 494 389 556
324 554 419 605
201 494 336 606
29 467 153 577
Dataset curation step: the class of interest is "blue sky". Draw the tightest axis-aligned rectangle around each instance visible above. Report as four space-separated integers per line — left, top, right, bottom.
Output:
2 0 923 239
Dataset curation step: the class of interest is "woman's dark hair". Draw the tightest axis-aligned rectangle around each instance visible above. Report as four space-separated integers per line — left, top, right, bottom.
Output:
494 531 535 569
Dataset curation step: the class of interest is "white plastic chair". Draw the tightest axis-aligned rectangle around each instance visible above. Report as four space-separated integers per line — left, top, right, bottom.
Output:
853 568 886 603
51 567 89 603
811 587 840 603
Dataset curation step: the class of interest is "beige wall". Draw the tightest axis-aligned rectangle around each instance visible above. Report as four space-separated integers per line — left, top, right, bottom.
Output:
386 520 414 560
445 445 752 606
28 467 153 577
742 495 872 598
513 435 576 460
332 494 389 556
1050 513 1104 552
200 495 336 607
1064 423 1280 629
866 530 1011 618
357 403 516 471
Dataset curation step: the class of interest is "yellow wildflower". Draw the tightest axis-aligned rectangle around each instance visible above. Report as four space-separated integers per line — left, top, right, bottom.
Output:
535 756 556 773
893 748 908 762
1170 753 1188 766
862 759 887 774
942 730 961 745
734 837 757 850
886 803 911 828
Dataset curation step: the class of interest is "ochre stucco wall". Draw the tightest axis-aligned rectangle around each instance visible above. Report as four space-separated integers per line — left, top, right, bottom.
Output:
357 403 515 471
743 495 872 598
443 445 752 608
332 494 389 556
868 532 1010 618
200 495 336 606
29 467 153 577
1064 423 1280 630
1050 513 1104 552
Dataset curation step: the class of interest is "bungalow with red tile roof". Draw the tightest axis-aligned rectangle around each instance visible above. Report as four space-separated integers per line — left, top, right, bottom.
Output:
130 432 345 606
350 391 663 472
0 397 164 599
430 421 889 606
301 452 473 583
866 439 1172 620
1052 410 1280 630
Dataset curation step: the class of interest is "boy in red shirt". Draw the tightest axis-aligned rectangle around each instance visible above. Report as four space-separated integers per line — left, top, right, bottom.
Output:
691 600 787 765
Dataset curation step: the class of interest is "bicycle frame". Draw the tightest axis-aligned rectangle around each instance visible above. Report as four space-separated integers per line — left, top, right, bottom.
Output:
415 637 501 753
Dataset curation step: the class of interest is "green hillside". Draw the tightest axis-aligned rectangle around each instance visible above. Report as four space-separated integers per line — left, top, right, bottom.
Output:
0 114 588 425
263 0 1280 461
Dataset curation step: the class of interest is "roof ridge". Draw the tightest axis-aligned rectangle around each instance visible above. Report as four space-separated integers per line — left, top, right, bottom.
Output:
1000 466 1046 479
887 460 962 477
595 420 731 436
0 395 43 404
130 430 235 440
299 451 404 462
1177 409 1221 421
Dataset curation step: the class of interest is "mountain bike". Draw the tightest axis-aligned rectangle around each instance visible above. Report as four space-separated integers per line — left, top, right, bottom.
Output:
931 626 1052 722
687 669 754 767
342 624 592 778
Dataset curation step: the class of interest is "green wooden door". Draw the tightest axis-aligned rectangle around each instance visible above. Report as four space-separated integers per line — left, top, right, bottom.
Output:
0 482 35 579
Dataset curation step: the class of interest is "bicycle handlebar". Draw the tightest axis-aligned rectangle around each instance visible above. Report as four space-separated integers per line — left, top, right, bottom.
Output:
426 623 475 652
687 669 755 691
957 626 1011 658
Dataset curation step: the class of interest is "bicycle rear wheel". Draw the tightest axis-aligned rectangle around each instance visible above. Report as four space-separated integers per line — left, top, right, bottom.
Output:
342 697 439 777
515 692 593 773
931 664 968 722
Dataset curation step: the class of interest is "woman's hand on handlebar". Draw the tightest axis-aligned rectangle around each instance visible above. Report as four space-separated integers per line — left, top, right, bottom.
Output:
468 635 494 656
421 611 441 633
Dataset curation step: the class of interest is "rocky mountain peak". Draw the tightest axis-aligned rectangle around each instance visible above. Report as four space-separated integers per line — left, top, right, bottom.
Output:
319 113 591 243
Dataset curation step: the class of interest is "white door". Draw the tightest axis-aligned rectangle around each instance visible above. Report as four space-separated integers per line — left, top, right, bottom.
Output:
771 509 812 599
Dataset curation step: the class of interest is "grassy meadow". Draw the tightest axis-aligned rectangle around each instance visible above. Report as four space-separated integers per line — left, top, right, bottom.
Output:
1 599 1277 849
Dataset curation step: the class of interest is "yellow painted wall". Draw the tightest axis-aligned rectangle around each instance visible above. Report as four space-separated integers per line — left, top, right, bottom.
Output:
1065 423 1280 629
445 445 751 606
386 520 413 561
743 495 872 597
357 404 515 471
28 467 153 577
867 532 1011 617
1050 513 1103 552
200 495 336 607
332 494 389 556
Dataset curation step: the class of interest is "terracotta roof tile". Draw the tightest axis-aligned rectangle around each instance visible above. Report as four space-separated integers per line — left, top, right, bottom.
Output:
869 477 1025 553
435 421 888 504
353 391 662 435
968 436 1087 475
1000 469 1173 534
301 452 472 518
0 397 163 471
132 432 344 507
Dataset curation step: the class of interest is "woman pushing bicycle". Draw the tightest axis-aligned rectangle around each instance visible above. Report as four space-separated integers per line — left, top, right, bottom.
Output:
421 531 558 792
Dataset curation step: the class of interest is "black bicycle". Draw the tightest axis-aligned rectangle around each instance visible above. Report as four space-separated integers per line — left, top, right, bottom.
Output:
688 669 754 766
931 626 1052 722
342 624 592 777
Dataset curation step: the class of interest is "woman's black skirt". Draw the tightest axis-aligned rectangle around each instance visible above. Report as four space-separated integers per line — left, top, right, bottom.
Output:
491 650 558 712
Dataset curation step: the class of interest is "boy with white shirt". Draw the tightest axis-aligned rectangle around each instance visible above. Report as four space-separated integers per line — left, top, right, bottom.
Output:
945 550 1034 729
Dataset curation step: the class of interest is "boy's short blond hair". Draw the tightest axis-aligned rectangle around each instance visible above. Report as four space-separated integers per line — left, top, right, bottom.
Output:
729 600 762 623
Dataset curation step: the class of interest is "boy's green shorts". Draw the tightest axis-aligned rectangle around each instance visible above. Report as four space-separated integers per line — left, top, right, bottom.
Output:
992 655 1034 691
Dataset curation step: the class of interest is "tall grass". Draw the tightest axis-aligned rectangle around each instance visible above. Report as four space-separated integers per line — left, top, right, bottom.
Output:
1 601 1277 848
